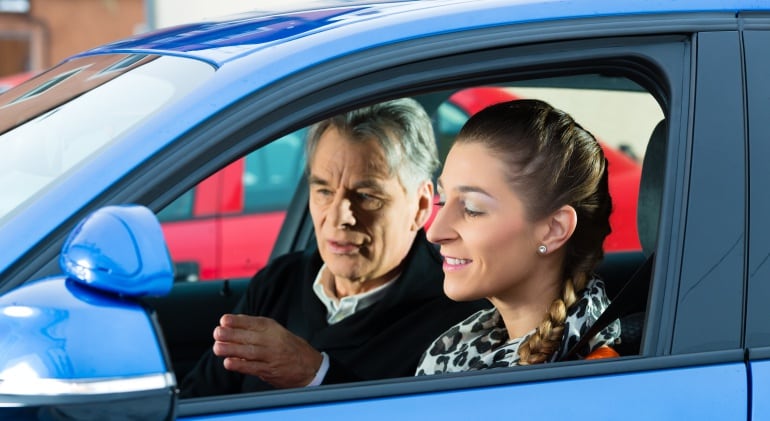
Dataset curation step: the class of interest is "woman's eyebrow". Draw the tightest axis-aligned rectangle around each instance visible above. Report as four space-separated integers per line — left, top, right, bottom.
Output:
456 185 494 198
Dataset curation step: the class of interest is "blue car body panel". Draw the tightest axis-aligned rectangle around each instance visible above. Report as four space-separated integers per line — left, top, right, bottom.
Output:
0 277 166 379
752 360 770 419
0 205 174 380
59 205 174 297
182 363 747 420
83 0 769 68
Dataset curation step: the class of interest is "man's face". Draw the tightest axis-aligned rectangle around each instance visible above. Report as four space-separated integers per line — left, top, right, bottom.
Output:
308 126 426 285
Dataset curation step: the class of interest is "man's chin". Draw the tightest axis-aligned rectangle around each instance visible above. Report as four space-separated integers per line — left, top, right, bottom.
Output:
325 261 364 281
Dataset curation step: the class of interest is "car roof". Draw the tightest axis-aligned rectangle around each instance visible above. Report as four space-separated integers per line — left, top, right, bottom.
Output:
78 0 768 68
1 0 767 285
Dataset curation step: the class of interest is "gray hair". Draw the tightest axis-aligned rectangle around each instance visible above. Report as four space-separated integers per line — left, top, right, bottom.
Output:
305 98 439 193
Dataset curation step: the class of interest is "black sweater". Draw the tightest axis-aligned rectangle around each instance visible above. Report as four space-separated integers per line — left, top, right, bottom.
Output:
180 231 489 397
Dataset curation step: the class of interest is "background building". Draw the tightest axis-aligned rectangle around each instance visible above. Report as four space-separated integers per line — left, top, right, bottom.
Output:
0 1 329 79
0 0 144 77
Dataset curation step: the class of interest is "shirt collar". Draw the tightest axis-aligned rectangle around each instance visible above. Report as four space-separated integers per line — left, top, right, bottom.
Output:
312 264 396 324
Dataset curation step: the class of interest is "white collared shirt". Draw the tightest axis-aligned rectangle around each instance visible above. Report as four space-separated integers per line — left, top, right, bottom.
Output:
312 264 395 324
307 265 397 386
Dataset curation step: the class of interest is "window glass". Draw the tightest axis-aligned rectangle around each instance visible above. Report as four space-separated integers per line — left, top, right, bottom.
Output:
155 128 308 283
0 54 214 224
157 189 194 222
243 128 307 213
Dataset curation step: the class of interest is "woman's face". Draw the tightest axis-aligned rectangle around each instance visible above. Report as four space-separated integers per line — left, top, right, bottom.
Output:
427 142 545 303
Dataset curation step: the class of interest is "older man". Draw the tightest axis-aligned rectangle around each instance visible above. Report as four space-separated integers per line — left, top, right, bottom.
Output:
181 98 488 396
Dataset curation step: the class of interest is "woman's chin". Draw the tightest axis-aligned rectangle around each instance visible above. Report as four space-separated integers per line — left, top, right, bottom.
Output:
443 283 478 302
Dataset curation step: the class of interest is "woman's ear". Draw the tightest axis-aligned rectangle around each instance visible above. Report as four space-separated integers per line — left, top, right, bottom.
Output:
412 180 434 231
538 205 577 253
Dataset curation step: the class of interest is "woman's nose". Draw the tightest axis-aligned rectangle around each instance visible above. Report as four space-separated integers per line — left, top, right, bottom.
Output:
426 205 454 244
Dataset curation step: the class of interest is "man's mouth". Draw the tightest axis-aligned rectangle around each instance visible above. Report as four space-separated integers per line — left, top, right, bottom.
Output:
327 240 360 254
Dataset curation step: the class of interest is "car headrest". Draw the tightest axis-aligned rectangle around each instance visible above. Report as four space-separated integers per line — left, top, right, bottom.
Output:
637 119 667 257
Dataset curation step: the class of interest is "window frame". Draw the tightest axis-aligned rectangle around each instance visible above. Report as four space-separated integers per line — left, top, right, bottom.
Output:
5 11 753 416
170 34 700 415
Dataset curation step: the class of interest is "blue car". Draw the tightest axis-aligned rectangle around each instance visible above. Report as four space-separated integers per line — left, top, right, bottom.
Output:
1 0 768 419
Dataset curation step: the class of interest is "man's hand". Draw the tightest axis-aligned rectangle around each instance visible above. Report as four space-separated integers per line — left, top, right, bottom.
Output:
212 314 324 388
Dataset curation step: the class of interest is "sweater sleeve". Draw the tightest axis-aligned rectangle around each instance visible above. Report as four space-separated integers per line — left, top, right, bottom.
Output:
178 346 244 398
178 254 302 397
321 354 364 385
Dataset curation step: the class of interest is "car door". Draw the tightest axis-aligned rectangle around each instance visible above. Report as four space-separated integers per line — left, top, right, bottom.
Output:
167 15 748 420
743 21 770 421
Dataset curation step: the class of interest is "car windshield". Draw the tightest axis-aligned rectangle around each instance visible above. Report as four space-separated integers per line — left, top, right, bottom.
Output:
0 54 214 223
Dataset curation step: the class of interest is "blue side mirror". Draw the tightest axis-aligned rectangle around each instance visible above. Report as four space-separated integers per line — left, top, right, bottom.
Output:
60 204 174 297
0 205 176 418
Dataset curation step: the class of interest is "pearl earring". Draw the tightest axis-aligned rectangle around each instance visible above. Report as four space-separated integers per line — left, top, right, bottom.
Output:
537 245 547 255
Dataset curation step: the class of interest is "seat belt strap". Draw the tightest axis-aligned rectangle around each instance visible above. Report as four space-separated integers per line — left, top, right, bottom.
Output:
560 252 654 361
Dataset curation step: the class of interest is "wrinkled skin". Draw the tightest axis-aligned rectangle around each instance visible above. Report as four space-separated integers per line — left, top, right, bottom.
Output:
212 314 323 388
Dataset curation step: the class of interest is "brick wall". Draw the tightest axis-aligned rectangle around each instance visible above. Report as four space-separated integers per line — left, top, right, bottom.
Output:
0 0 144 77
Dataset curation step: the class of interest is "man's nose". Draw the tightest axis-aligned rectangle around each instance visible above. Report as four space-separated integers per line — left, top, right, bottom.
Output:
330 195 356 229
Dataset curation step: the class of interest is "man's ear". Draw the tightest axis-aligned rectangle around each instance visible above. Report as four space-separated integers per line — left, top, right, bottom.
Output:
537 205 577 253
412 180 434 231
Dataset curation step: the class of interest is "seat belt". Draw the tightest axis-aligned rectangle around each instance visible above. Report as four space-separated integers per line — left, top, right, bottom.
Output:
560 252 654 361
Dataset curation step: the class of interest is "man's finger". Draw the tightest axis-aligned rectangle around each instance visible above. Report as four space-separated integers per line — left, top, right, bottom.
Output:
219 314 273 330
213 340 268 361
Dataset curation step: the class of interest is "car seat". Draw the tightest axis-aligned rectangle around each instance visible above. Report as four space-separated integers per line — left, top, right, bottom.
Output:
562 118 666 359
612 119 666 355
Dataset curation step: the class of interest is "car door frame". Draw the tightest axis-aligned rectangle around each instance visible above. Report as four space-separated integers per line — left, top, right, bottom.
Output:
158 14 747 419
0 11 750 419
742 14 770 420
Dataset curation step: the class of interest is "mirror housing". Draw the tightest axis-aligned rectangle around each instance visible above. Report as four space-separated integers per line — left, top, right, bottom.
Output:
0 205 176 419
60 204 174 296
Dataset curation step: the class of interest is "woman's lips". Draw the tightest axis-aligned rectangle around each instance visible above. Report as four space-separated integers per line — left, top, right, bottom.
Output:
442 256 472 272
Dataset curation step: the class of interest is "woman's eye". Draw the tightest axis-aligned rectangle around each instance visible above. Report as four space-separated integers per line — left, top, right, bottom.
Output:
464 208 484 217
462 200 485 217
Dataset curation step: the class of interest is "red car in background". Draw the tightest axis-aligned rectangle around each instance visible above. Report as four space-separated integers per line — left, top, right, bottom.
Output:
157 86 642 282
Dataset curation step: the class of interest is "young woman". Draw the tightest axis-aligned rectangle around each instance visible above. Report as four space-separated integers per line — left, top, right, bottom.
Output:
417 99 620 374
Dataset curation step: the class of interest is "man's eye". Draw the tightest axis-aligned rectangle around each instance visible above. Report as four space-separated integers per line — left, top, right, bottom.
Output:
357 193 383 210
311 188 333 204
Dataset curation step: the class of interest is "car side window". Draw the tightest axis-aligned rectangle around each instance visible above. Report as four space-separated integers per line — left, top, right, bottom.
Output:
156 129 308 283
243 128 307 213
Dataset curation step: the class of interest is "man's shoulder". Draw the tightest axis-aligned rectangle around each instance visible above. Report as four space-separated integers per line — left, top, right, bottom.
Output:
248 248 320 285
241 248 321 314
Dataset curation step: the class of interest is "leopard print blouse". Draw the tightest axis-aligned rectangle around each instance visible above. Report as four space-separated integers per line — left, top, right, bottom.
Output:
415 277 620 375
